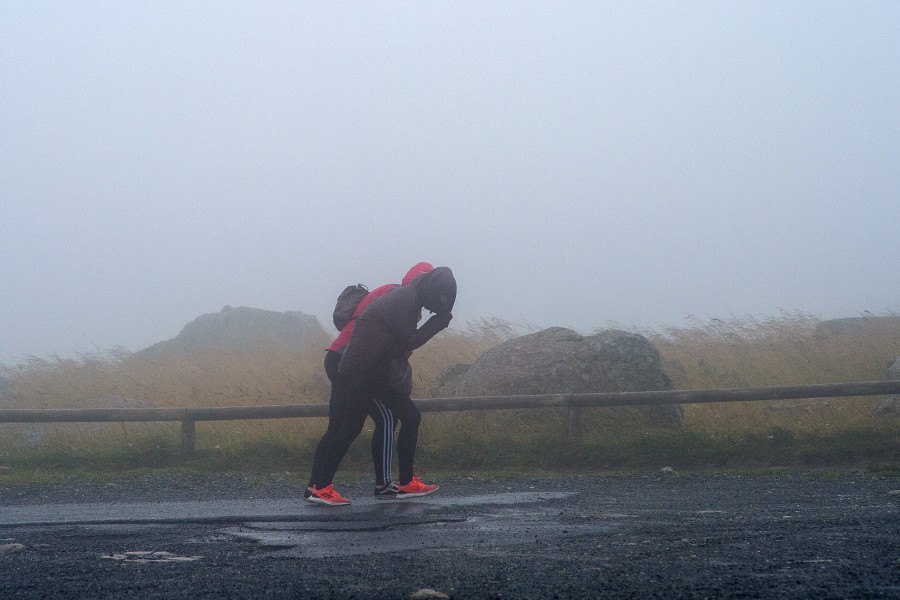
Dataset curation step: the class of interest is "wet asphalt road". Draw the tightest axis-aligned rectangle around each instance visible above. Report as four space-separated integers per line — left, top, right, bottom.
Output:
0 471 898 599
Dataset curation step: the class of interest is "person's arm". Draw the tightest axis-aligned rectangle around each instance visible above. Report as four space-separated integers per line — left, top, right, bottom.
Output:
408 312 452 350
370 286 451 352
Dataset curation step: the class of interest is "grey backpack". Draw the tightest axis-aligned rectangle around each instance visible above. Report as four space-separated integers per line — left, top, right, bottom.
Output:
332 284 369 331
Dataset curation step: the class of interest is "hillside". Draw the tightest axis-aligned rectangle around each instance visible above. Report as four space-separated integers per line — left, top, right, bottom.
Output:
135 305 331 357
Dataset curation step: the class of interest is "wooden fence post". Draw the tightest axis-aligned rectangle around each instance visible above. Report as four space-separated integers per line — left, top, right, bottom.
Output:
181 419 195 455
566 394 581 439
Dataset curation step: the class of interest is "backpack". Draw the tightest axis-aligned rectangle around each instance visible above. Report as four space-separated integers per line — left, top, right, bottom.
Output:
332 284 369 331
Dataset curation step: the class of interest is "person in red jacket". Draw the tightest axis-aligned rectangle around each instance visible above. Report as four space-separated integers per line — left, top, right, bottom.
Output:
305 262 435 505
307 266 456 506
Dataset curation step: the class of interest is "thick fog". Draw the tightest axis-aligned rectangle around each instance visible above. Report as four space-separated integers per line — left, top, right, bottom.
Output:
1 2 898 365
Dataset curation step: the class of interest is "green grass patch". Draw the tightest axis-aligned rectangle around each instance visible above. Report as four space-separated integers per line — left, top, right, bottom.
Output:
2 422 897 481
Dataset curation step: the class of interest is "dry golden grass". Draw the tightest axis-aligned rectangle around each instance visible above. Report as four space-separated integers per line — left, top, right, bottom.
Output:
647 311 900 437
1 317 524 410
1 343 331 454
649 312 899 388
4 345 328 409
0 319 523 467
1 313 897 472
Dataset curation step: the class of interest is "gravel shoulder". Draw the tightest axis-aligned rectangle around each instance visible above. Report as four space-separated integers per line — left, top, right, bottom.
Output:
1 470 899 599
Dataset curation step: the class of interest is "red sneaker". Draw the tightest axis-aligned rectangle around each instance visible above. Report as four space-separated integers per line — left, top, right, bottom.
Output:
396 475 439 499
305 484 351 506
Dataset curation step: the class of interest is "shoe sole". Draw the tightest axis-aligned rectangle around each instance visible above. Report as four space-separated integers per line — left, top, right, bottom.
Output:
304 496 351 506
395 486 439 499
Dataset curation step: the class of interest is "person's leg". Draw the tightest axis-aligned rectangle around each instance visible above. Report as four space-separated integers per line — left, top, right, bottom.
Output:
368 398 396 487
383 390 421 486
307 351 349 490
380 384 437 498
312 377 373 489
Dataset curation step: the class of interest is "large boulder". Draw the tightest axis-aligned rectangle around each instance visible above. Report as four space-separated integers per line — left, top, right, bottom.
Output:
815 316 900 338
136 305 330 356
430 327 682 426
0 374 14 400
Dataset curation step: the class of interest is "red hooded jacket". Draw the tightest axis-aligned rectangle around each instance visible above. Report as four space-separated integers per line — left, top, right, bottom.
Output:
327 262 434 353
338 266 456 380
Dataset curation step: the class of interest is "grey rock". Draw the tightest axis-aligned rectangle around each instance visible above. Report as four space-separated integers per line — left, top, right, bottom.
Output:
815 315 900 338
430 327 682 425
0 374 14 400
873 355 900 419
409 589 449 600
888 356 900 379
0 543 26 554
136 305 330 356
873 398 900 418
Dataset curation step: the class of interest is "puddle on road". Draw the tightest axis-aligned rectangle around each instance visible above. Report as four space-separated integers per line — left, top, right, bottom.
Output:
101 550 200 563
413 491 572 507
220 491 613 558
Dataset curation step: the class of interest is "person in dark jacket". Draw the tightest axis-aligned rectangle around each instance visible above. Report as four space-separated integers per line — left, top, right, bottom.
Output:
306 266 456 505
305 263 434 506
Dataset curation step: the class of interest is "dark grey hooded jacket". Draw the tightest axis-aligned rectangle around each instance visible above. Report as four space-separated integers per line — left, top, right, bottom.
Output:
338 266 456 381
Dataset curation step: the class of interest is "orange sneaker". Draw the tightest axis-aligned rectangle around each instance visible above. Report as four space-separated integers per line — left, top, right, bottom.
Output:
305 484 351 506
396 475 439 499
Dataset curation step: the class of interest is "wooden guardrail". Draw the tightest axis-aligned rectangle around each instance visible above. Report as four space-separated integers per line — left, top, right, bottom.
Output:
1 380 898 454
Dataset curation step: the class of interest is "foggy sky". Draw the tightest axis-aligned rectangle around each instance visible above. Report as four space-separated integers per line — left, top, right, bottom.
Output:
2 1 898 365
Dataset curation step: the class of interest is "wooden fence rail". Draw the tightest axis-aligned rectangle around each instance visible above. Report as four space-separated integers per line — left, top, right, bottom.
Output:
1 380 898 454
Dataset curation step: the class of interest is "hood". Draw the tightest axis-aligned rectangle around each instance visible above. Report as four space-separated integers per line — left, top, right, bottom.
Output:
413 266 456 314
401 262 434 285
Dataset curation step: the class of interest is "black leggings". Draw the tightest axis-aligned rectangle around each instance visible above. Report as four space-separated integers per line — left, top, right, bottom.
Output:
308 351 397 487
311 368 421 489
